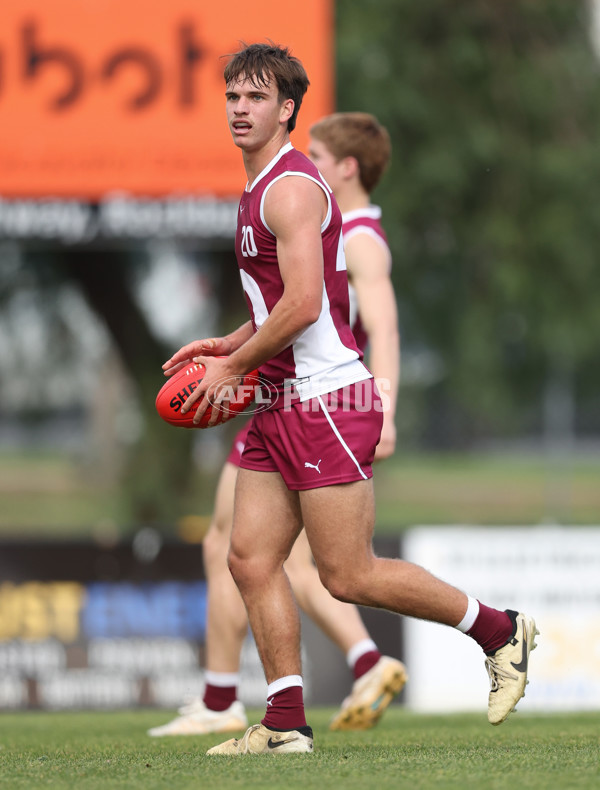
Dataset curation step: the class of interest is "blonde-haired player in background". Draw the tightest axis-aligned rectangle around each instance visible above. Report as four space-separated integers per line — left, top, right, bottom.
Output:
308 112 399 461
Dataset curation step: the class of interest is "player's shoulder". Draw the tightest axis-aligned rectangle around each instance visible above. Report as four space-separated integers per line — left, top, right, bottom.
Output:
343 206 388 243
265 171 326 228
344 207 391 275
268 148 326 197
276 147 326 188
255 146 321 195
263 146 330 227
342 205 383 229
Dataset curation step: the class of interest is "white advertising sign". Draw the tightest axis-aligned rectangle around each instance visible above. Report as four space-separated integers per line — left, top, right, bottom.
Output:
403 526 600 713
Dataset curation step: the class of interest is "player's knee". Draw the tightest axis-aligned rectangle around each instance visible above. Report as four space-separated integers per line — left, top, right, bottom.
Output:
226 545 244 584
202 523 219 555
202 523 229 569
227 545 260 589
318 569 358 604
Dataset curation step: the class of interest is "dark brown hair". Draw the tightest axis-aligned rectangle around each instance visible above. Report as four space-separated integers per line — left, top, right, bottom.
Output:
310 112 391 193
224 42 309 132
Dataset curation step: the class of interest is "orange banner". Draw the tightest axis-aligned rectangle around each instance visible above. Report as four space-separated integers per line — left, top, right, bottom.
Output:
0 1 333 199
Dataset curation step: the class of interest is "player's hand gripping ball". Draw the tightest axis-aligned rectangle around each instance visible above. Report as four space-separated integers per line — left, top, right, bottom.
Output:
155 360 259 428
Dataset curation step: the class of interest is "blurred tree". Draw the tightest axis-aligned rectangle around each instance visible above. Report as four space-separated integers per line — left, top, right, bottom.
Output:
60 248 195 527
336 0 600 444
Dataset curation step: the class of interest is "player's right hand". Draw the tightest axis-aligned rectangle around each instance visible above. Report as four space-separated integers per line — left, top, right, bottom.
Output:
162 337 232 377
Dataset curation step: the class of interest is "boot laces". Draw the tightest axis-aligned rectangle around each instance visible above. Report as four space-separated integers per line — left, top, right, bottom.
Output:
485 655 518 691
237 724 263 753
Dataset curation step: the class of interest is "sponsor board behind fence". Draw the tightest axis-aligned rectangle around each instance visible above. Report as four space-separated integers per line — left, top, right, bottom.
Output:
2 529 596 712
0 538 402 709
403 525 600 713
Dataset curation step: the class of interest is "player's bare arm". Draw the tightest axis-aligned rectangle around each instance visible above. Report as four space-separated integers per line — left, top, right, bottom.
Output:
202 175 327 378
179 177 327 425
345 233 400 459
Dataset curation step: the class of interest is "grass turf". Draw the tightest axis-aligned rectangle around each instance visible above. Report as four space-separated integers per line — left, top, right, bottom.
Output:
1 708 598 790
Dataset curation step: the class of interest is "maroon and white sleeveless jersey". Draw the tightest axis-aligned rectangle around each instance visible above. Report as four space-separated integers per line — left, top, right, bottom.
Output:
235 142 370 401
342 206 392 354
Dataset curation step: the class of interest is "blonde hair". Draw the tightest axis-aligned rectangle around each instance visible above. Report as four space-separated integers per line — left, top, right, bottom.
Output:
310 112 391 192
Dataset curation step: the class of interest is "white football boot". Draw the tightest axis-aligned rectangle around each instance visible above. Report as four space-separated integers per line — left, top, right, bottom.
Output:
206 723 314 755
147 699 247 737
485 610 539 725
329 656 408 731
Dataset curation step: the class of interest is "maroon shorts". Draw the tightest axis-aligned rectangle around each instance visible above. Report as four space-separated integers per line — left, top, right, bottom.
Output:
238 379 383 490
226 422 252 467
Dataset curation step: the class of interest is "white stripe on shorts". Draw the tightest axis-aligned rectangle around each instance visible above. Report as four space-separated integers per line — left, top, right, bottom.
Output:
316 394 368 480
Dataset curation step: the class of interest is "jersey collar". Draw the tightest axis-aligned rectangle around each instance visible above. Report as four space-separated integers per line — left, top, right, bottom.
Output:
246 142 294 192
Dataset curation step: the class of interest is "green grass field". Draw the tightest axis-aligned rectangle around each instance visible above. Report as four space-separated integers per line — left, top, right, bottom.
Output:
1 708 599 790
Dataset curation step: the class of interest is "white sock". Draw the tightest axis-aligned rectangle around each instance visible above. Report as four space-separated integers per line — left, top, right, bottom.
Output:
455 596 480 633
346 638 378 669
266 675 303 698
204 670 240 687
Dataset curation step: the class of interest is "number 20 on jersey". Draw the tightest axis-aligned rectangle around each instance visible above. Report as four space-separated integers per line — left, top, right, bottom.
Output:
241 225 258 257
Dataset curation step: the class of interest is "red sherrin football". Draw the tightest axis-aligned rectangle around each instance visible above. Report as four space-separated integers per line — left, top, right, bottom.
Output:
156 359 260 428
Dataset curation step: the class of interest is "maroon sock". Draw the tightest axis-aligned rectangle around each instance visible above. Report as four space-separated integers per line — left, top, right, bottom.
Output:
467 603 514 654
203 683 237 712
353 650 381 681
261 685 307 731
